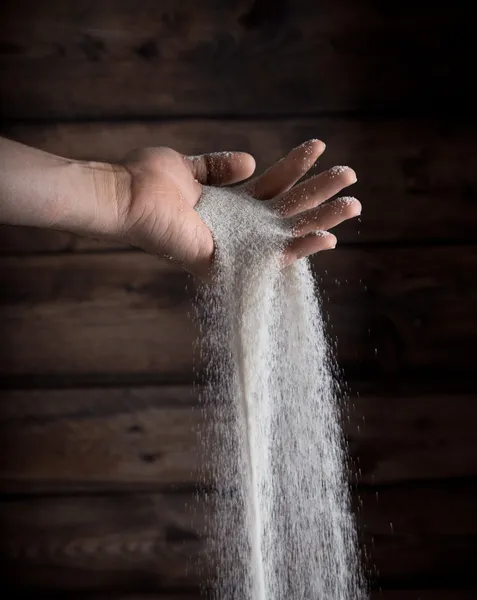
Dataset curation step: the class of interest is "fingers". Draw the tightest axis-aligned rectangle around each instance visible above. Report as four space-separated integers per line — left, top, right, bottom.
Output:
283 231 336 267
188 151 256 186
273 165 357 217
245 139 326 200
282 195 360 266
290 196 362 237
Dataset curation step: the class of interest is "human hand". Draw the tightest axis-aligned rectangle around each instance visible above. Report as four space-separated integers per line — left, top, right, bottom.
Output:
117 146 256 276
113 140 360 277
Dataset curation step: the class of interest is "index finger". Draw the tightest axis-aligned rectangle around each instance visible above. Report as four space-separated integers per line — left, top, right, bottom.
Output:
244 139 326 200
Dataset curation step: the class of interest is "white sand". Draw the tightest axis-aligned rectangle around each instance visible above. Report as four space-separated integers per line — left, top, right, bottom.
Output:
196 185 366 600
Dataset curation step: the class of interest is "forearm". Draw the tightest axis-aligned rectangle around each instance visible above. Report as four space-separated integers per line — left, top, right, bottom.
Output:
0 136 128 238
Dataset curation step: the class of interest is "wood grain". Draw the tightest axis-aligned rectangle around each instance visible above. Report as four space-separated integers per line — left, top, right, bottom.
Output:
0 387 476 492
349 393 477 485
1 246 476 382
38 593 477 600
0 252 196 382
0 225 114 254
0 0 475 119
0 493 205 591
1 117 477 250
0 2 474 596
51 596 202 600
1 483 476 590
0 386 203 492
370 593 477 600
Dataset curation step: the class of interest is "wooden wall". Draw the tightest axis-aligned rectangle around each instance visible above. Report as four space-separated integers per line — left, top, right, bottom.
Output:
1 1 477 598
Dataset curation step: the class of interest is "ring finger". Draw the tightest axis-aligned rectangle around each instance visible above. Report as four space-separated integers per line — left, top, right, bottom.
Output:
290 196 362 237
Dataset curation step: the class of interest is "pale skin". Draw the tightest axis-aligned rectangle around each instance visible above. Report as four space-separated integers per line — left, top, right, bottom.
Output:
0 137 361 277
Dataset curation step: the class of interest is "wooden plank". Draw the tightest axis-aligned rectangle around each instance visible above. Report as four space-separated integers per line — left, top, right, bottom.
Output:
60 593 477 600
0 225 115 254
317 244 477 376
0 252 196 381
0 1 476 118
1 483 476 590
349 394 477 485
63 596 202 600
0 386 205 492
1 246 476 382
8 593 477 600
0 387 476 492
25 596 201 600
60 596 201 600
42 593 477 600
370 593 477 600
0 493 206 591
2 117 477 251
358 481 477 537
44 593 477 600
81 597 201 600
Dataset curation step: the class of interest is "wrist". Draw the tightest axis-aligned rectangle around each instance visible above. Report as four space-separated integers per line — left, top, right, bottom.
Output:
58 160 132 241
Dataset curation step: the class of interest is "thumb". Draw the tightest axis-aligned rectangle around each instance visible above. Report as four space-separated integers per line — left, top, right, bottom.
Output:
187 151 256 186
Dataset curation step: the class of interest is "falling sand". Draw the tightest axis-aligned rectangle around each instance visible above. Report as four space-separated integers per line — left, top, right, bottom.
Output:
196 185 367 600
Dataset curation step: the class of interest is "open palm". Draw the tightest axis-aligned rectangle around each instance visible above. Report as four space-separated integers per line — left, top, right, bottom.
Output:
119 140 360 278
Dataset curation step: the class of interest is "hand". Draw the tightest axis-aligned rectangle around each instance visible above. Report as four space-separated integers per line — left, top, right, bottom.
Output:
115 140 361 277
117 146 256 276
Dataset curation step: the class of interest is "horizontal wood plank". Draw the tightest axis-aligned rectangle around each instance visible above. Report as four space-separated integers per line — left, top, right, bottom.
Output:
0 1 476 118
46 596 201 600
0 225 114 254
0 493 205 591
0 386 204 492
29 593 477 600
1 483 476 590
54 596 202 600
1 246 476 382
0 253 196 381
349 393 477 485
370 593 477 600
0 387 476 492
1 117 477 249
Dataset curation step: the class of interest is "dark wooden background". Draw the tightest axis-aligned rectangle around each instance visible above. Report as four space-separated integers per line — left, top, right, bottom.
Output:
1 1 477 598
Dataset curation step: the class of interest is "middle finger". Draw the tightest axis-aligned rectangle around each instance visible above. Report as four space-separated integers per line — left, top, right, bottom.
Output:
273 165 357 217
